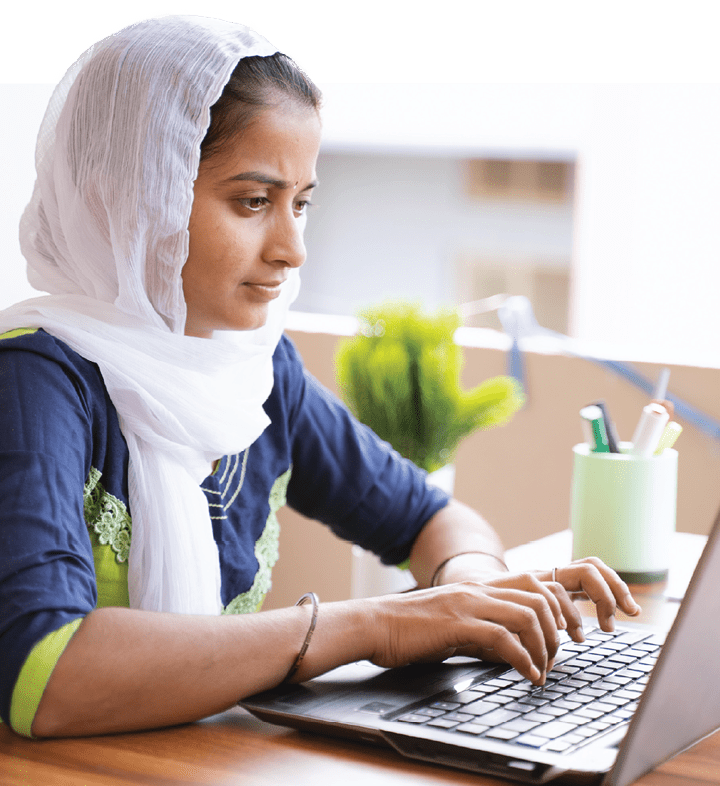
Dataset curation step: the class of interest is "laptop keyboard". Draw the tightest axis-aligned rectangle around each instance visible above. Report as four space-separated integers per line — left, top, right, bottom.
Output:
394 627 661 753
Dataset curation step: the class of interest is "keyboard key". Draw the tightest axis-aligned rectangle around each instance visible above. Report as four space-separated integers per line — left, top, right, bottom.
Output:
504 702 536 714
605 674 632 686
566 693 595 704
417 707 446 717
588 721 612 731
430 701 461 711
485 679 514 688
573 725 601 738
503 719 541 733
486 728 521 740
515 734 548 748
587 701 616 713
551 665 581 676
615 689 642 700
456 722 490 735
612 652 637 665
575 707 605 720
454 690 490 704
500 688 530 699
464 699 499 716
554 700 582 711
614 631 650 644
479 708 522 726
532 721 580 739
578 687 610 698
499 669 527 682
604 694 632 706
427 718 460 728
484 693 515 705
398 714 428 723
544 740 574 752
518 696 550 707
565 677 594 687
584 666 614 677
444 712 474 723
534 705 571 718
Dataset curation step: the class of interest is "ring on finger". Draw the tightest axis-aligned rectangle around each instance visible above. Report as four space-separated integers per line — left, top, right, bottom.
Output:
552 567 558 583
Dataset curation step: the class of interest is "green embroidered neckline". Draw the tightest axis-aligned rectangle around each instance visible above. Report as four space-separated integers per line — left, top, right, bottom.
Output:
222 466 291 615
83 462 290 613
83 467 132 563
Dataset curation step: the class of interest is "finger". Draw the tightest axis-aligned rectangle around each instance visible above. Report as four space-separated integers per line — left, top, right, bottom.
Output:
561 559 641 630
469 621 544 685
545 580 585 642
483 573 568 637
466 590 554 675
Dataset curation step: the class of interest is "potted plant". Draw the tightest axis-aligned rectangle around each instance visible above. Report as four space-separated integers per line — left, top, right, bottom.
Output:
336 300 525 478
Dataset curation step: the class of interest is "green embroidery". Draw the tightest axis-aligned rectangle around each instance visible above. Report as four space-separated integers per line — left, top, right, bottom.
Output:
0 328 39 341
222 466 291 615
83 467 132 563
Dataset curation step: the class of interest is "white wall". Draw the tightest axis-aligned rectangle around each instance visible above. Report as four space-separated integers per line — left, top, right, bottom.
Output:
0 84 52 307
3 78 720 367
298 150 573 316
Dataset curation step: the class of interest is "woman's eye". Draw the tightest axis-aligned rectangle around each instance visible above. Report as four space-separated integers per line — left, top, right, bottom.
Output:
240 197 269 211
294 199 313 216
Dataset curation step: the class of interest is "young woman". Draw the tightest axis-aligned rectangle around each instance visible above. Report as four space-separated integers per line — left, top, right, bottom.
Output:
0 15 640 739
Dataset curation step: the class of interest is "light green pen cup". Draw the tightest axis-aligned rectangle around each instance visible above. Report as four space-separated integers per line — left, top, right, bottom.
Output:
570 442 677 583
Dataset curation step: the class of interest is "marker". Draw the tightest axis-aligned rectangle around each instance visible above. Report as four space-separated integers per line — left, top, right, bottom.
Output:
580 404 610 453
630 403 670 457
652 367 671 402
591 400 621 453
654 421 683 455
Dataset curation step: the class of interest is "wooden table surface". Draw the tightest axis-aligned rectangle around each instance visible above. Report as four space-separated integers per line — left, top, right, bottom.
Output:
2 531 717 786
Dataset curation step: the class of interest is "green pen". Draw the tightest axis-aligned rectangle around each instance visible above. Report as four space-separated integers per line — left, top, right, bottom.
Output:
580 404 610 453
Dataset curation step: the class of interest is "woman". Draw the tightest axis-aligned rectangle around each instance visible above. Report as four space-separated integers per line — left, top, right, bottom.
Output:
0 16 639 739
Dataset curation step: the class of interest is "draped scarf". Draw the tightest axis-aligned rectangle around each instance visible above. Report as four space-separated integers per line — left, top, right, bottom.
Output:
0 16 301 614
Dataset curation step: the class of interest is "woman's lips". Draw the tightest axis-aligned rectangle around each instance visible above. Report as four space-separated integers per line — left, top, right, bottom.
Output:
243 280 285 299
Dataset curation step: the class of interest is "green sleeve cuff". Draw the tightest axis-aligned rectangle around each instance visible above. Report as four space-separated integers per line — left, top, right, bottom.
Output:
9 618 84 737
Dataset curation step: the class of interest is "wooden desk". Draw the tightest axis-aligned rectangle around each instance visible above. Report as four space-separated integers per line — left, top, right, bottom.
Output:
2 531 717 786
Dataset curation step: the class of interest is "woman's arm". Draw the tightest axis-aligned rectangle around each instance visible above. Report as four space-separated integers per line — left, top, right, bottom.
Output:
32 587 548 738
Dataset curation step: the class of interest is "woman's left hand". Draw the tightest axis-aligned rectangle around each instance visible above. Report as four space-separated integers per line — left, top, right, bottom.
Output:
438 555 642 644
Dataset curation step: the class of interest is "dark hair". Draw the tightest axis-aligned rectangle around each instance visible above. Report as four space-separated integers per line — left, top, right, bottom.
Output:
200 53 322 160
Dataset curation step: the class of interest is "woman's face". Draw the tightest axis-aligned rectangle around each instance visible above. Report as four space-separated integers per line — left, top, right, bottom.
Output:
182 101 322 338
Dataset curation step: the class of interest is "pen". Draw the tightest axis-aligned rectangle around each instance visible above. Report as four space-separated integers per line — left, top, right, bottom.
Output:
631 402 669 457
591 400 620 453
580 404 610 453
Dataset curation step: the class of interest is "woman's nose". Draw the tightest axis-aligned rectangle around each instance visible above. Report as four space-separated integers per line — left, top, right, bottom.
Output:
265 210 307 269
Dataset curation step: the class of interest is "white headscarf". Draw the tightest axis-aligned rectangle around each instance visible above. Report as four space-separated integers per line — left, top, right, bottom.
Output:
0 16 303 614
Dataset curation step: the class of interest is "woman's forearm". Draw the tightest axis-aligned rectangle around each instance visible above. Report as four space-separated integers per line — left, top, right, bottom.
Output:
32 601 373 738
408 498 508 587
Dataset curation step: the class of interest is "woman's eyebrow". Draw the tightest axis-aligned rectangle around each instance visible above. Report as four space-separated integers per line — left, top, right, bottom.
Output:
225 171 318 191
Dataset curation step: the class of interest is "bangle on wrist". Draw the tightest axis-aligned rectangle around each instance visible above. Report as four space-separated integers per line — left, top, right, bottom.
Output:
431 551 509 587
285 592 319 682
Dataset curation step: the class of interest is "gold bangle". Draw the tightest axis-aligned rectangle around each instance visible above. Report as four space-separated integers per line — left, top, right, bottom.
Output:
285 592 319 682
431 551 509 587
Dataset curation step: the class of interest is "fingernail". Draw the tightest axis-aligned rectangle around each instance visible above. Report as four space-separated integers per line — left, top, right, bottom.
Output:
529 665 542 682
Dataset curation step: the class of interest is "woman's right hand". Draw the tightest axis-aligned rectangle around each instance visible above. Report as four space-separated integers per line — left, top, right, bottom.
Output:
363 579 568 685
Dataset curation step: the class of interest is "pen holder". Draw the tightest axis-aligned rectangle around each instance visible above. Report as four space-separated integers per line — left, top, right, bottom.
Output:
570 442 677 583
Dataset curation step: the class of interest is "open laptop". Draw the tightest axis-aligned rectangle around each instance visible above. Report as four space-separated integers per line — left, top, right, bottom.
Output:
241 507 720 785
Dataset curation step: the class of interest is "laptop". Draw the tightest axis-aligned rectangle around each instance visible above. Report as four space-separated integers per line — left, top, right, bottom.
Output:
241 508 720 785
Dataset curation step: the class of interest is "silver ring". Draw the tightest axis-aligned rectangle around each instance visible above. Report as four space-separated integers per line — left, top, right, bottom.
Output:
552 567 557 583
